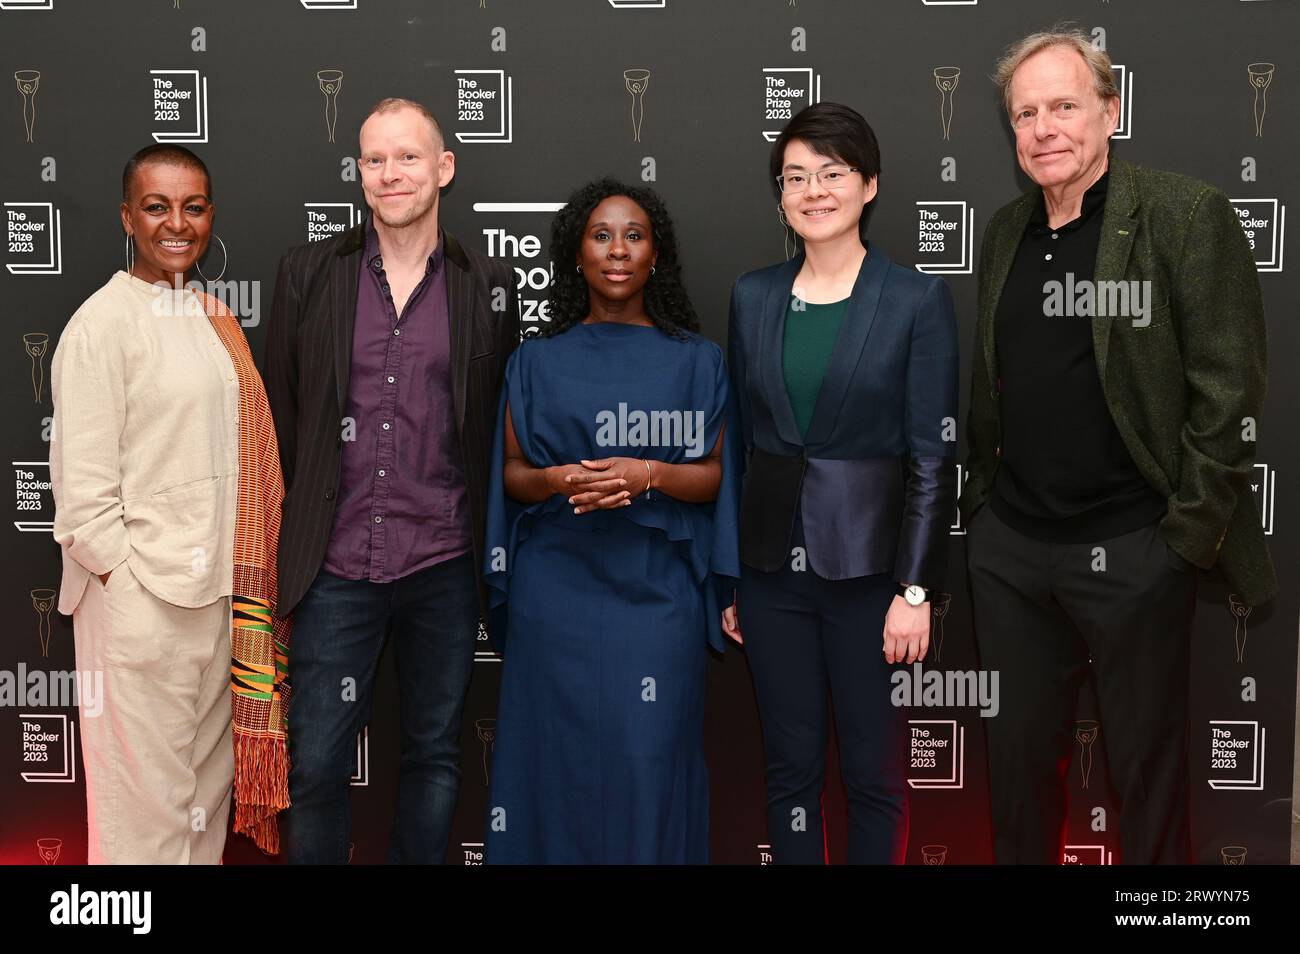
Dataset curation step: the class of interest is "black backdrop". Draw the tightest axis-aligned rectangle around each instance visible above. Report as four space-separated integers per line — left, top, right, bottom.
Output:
1 0 1295 865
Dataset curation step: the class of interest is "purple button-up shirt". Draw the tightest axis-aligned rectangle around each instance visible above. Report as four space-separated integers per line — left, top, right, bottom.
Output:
322 222 472 582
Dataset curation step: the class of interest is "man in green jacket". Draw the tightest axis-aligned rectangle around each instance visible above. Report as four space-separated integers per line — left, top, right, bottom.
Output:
960 29 1274 865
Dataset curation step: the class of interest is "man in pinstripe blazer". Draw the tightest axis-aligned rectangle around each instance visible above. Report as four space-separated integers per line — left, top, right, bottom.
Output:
264 98 520 863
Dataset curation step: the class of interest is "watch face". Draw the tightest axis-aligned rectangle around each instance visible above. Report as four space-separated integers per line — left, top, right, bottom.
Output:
906 585 925 605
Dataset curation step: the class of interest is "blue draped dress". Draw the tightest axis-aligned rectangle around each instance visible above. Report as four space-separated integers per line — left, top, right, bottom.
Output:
482 320 741 864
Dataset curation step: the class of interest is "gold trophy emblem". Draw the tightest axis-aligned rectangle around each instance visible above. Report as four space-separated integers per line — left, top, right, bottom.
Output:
36 837 62 865
32 587 56 657
15 70 39 143
624 69 650 143
476 717 497 785
1228 595 1252 663
1247 63 1274 137
317 69 343 144
24 333 49 403
921 844 948 865
930 592 951 662
934 67 960 141
1074 720 1100 789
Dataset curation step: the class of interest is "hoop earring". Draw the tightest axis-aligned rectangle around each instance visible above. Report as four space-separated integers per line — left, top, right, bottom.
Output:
194 234 227 283
650 266 656 277
124 234 135 275
576 264 583 273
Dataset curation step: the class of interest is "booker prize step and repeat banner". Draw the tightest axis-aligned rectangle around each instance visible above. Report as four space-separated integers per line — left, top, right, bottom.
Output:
0 0 1295 866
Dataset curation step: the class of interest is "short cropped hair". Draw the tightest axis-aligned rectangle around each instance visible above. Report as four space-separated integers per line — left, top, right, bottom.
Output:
121 144 211 201
363 97 446 150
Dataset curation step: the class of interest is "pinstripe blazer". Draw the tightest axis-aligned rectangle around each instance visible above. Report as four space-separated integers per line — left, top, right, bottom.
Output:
263 222 521 617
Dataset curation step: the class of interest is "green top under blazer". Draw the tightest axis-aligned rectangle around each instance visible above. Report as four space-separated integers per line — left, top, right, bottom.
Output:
958 158 1276 606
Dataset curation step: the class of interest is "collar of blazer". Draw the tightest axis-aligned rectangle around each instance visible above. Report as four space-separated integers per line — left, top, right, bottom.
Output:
980 156 1142 395
757 244 892 448
327 217 481 432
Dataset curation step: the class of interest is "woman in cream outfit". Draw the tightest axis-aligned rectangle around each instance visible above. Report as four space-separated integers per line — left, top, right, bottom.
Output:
51 145 242 864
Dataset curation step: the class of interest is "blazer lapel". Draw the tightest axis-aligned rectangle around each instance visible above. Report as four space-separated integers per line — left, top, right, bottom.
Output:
1092 159 1140 384
981 192 1035 393
443 232 476 434
801 247 890 447
758 253 805 448
331 224 364 415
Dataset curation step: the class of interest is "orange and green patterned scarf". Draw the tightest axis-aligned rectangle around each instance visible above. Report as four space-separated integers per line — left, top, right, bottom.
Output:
201 292 292 854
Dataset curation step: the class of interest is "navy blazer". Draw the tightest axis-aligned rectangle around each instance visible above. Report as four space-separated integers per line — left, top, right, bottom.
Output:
726 246 959 588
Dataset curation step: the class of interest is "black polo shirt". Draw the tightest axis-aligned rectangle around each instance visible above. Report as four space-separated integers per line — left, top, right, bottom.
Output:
990 171 1166 543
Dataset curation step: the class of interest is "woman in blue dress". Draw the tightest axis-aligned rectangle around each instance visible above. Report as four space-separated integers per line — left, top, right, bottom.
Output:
483 179 741 864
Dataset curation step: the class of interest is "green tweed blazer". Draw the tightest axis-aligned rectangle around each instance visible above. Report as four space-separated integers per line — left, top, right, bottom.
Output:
959 158 1276 606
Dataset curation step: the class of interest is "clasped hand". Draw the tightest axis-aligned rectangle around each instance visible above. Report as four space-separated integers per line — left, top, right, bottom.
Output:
549 457 651 514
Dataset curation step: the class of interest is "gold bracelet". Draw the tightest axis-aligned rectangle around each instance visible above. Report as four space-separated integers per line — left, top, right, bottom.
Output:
644 458 653 496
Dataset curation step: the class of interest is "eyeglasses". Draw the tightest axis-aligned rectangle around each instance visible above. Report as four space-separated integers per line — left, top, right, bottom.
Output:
776 165 860 194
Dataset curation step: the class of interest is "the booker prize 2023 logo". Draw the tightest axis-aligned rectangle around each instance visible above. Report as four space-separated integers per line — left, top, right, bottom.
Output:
454 70 513 144
475 202 564 336
304 203 363 243
1207 720 1266 791
1231 198 1286 272
13 459 54 532
906 719 965 789
762 67 820 142
5 202 61 275
20 713 76 783
149 69 208 143
914 201 974 275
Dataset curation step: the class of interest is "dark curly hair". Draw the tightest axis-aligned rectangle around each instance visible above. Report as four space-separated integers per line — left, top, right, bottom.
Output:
544 178 699 338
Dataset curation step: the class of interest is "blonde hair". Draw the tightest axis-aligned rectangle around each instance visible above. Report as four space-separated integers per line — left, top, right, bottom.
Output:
995 26 1120 119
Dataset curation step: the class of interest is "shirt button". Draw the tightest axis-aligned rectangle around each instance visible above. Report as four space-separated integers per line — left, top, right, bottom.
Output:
1044 253 1053 261
1051 233 1059 239
374 516 383 524
378 469 386 477
324 489 335 500
382 422 391 430
393 329 401 336
387 376 395 384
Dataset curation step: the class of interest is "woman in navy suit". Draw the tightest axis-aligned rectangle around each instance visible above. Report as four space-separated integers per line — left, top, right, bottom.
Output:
722 103 959 864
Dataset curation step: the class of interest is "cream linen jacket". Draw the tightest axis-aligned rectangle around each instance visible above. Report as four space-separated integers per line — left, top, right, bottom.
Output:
51 270 240 613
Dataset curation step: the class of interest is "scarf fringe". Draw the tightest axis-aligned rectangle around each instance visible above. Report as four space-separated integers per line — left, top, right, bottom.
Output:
231 720 291 854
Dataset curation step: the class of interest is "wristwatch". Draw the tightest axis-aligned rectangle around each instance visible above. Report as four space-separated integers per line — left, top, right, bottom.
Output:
898 583 928 607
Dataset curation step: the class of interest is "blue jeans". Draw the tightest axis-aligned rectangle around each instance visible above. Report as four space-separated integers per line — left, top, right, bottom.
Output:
284 553 478 864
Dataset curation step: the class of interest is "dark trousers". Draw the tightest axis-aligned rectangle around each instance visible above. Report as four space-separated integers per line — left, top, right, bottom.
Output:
738 547 908 864
966 504 1197 864
284 553 479 864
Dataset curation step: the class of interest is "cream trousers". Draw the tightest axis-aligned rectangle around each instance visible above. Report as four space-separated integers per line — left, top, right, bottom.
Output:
72 559 233 864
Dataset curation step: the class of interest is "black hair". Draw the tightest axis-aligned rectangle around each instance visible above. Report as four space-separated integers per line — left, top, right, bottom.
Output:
768 102 881 240
121 144 212 201
544 178 699 338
